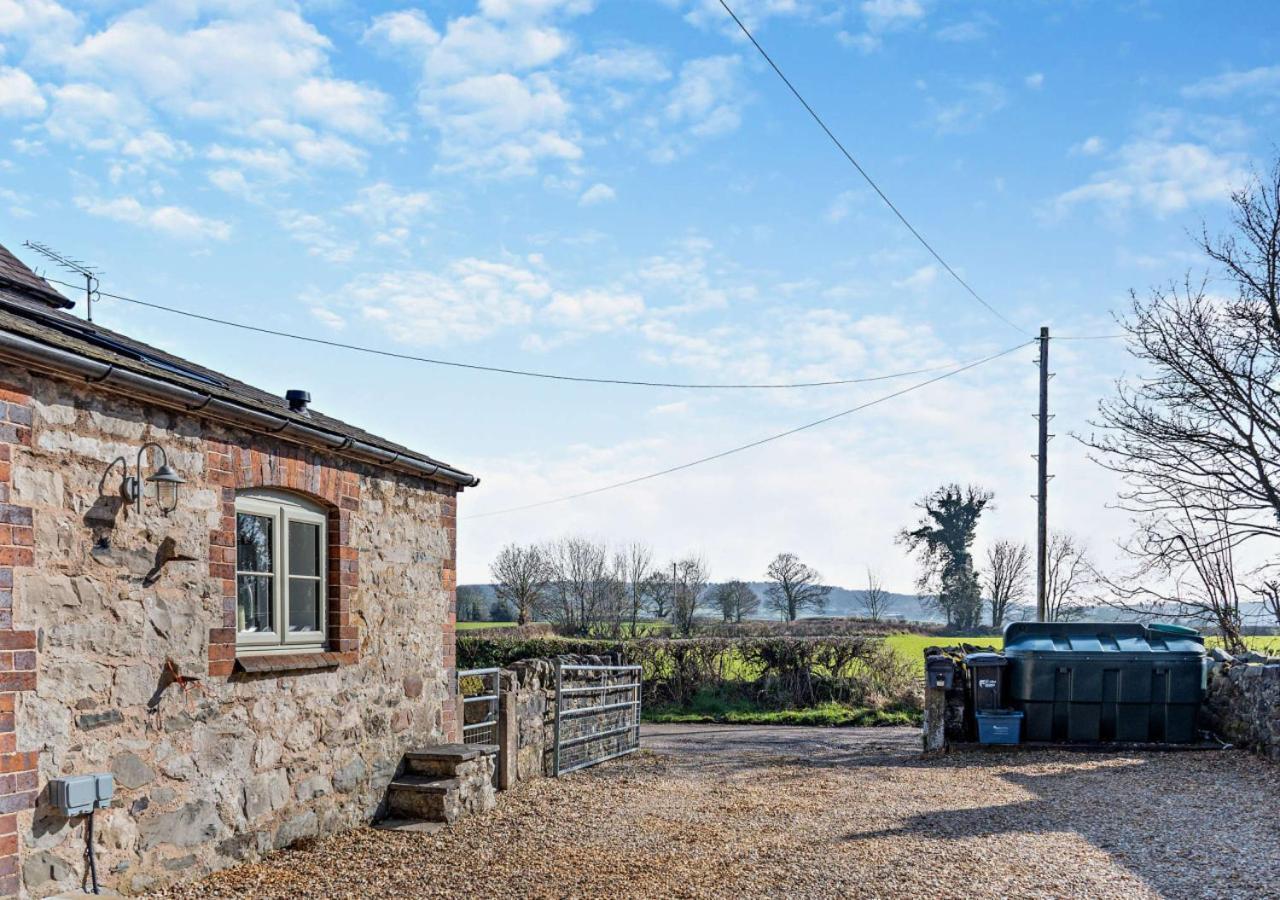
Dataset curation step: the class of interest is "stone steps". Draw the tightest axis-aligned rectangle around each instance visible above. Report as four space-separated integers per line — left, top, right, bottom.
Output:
382 743 498 826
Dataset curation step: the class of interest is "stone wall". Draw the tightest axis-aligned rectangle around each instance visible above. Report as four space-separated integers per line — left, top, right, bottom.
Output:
501 654 626 782
4 363 462 896
1204 658 1280 761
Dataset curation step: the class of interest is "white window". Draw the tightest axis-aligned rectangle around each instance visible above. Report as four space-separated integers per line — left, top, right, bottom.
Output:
235 490 327 653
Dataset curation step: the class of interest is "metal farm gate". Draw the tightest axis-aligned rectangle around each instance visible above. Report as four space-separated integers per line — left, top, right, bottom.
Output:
458 667 500 745
553 662 642 776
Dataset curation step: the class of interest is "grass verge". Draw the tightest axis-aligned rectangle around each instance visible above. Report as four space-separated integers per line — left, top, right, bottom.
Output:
642 692 920 728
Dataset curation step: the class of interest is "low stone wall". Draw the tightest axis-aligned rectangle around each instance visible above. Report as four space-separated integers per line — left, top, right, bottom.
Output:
1204 657 1280 761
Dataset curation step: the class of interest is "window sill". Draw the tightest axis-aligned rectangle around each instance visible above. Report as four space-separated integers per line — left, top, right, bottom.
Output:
234 650 356 675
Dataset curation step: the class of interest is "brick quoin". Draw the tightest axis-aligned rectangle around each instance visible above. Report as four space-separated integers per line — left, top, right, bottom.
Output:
0 382 35 898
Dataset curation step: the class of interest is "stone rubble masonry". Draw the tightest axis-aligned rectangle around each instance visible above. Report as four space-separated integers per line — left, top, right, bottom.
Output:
2 362 465 897
501 655 623 783
1204 661 1280 761
0 376 37 898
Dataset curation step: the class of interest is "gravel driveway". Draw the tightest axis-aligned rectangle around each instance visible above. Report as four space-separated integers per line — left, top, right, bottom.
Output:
158 724 1280 899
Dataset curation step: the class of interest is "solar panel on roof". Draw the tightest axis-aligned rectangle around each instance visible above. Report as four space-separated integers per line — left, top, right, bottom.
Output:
35 315 227 388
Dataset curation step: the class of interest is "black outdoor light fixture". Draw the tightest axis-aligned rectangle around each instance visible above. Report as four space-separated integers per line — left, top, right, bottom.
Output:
117 442 185 514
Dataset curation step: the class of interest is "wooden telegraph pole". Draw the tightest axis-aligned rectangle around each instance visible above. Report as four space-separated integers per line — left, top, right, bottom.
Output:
1034 327 1051 622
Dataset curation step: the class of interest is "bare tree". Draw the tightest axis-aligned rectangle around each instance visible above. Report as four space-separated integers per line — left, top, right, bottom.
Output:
711 580 759 623
1095 489 1248 651
489 542 549 626
1044 532 1093 623
539 537 622 635
619 542 655 637
984 540 1031 628
670 556 710 635
1084 161 1280 568
1258 578 1280 626
764 553 831 621
860 568 890 622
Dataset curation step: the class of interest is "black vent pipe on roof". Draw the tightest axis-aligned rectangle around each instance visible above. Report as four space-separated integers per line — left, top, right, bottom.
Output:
286 389 311 413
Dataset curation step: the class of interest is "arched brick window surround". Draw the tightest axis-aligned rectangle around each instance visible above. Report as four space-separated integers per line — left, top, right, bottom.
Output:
205 438 359 676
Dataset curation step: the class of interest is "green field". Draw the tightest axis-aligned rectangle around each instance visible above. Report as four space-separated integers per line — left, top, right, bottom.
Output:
457 620 518 631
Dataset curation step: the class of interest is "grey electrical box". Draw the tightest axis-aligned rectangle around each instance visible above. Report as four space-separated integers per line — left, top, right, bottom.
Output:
48 774 113 816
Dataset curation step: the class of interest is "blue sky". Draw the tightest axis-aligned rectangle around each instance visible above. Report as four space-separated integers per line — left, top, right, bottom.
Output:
1 0 1277 589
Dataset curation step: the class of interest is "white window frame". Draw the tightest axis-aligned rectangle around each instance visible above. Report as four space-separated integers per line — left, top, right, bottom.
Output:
235 489 327 654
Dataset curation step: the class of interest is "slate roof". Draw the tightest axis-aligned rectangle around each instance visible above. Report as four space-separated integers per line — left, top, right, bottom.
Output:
0 241 476 485
0 244 75 310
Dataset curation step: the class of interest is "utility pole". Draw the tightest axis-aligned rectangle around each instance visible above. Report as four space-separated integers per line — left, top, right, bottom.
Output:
1034 326 1051 621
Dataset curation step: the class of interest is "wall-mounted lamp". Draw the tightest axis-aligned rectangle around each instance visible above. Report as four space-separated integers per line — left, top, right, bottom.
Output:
117 442 185 514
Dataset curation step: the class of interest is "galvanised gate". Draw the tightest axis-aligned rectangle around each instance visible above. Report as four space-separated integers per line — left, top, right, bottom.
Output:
552 662 642 776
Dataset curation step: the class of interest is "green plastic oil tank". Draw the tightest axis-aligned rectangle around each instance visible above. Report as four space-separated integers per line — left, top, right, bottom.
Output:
1003 622 1205 744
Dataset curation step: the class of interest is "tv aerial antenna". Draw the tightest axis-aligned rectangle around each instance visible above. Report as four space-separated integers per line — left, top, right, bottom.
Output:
22 241 102 322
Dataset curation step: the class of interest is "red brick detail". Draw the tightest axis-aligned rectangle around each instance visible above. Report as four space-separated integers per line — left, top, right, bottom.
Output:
442 491 460 742
0 380 35 895
205 437 367 675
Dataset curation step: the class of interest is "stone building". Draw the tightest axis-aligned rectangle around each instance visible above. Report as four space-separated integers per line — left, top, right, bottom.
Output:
0 242 479 896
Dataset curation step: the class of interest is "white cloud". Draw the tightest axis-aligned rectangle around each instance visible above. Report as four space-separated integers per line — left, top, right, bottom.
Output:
578 182 615 205
335 260 547 344
291 78 393 139
934 18 989 43
422 71 579 177
292 134 367 172
43 82 147 150
840 0 925 53
1182 65 1280 99
861 0 924 30
414 15 569 82
121 129 189 163
569 47 670 83
825 190 859 224
207 144 295 180
309 306 346 330
1053 139 1249 219
650 55 744 162
479 0 595 20
0 65 44 117
665 56 742 136
76 194 231 241
892 265 938 291
928 80 1007 134
278 209 356 263
544 287 644 332
648 400 690 417
16 2 393 175
1072 135 1105 156
363 9 441 57
680 0 806 32
343 182 434 245
1024 72 1044 90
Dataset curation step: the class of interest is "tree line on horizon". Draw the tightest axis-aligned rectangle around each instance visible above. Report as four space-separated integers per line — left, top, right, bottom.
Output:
474 538 856 636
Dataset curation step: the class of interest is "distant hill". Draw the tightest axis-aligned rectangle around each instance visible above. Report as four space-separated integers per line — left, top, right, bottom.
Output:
459 580 1279 631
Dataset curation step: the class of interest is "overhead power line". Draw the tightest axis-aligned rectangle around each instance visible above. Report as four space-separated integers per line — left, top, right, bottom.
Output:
717 0 1032 338
465 339 1032 520
36 275 990 390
